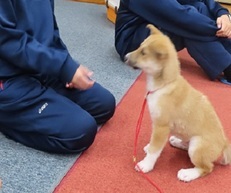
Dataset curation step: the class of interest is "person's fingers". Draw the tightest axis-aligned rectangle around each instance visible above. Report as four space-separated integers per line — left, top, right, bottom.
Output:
68 64 95 90
217 17 222 29
66 82 74 88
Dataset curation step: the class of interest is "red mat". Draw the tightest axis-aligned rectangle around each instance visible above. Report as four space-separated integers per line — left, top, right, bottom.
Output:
54 49 231 193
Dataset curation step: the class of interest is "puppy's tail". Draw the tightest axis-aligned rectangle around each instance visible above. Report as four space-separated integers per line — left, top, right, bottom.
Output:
220 142 231 165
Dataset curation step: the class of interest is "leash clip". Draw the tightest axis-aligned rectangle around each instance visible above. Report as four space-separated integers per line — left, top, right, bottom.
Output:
133 156 137 163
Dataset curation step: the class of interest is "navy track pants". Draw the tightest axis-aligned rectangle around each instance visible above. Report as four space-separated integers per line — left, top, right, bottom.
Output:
0 75 115 153
116 24 231 80
115 2 231 80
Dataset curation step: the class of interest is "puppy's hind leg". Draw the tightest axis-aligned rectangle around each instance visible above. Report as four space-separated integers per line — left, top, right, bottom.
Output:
135 124 170 173
169 136 188 150
220 142 231 165
177 137 214 182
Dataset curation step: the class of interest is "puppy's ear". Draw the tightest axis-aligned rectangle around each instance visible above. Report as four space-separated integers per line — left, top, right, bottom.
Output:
147 24 162 35
155 47 168 60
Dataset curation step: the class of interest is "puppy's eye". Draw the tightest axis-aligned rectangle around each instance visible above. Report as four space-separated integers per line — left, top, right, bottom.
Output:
141 49 146 56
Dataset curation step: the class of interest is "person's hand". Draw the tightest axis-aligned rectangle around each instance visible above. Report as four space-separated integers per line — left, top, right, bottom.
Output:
66 65 95 90
216 14 231 38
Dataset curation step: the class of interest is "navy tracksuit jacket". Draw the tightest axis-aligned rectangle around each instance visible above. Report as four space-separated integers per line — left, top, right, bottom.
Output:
115 0 231 80
0 0 115 153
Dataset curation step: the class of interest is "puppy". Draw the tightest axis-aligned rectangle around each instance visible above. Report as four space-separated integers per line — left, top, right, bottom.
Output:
125 24 231 182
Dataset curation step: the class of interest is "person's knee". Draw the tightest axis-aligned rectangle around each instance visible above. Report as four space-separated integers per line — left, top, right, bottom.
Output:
193 2 211 16
104 91 116 117
96 89 116 124
48 117 98 153
49 132 96 153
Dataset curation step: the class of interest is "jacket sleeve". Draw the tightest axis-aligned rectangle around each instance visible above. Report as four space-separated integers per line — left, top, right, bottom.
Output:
128 0 229 40
0 0 79 83
204 0 229 18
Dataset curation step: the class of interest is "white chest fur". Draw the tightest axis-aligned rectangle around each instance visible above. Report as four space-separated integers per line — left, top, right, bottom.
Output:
146 76 162 119
147 94 161 120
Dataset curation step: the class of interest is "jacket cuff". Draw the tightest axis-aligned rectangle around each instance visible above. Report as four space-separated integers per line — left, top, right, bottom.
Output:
60 55 80 84
217 10 229 17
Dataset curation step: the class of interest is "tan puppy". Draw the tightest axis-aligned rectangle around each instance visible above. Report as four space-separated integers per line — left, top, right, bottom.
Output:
125 24 231 182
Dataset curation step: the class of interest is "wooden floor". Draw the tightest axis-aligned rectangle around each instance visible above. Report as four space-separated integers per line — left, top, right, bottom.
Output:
222 3 231 11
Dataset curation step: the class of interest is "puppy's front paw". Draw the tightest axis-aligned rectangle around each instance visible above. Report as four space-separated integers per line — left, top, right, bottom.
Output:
135 159 154 173
177 168 201 182
143 144 150 153
135 147 161 173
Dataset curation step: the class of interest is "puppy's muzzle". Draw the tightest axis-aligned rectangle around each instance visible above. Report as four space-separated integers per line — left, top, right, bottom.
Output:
124 54 139 69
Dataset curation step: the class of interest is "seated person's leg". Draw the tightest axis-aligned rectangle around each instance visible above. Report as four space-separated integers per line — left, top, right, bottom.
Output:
192 2 213 18
0 75 115 153
162 30 185 52
115 22 150 60
223 65 231 84
184 39 231 81
184 2 231 84
72 83 116 125
219 38 231 84
46 78 116 125
115 22 184 61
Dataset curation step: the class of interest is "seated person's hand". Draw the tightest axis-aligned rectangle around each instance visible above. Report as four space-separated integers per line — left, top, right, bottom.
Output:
216 14 231 38
66 64 95 90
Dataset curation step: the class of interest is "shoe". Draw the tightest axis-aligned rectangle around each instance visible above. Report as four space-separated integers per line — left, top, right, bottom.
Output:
220 77 231 86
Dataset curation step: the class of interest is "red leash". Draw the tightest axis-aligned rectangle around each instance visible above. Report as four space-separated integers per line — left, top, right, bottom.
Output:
0 81 3 90
133 91 164 193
